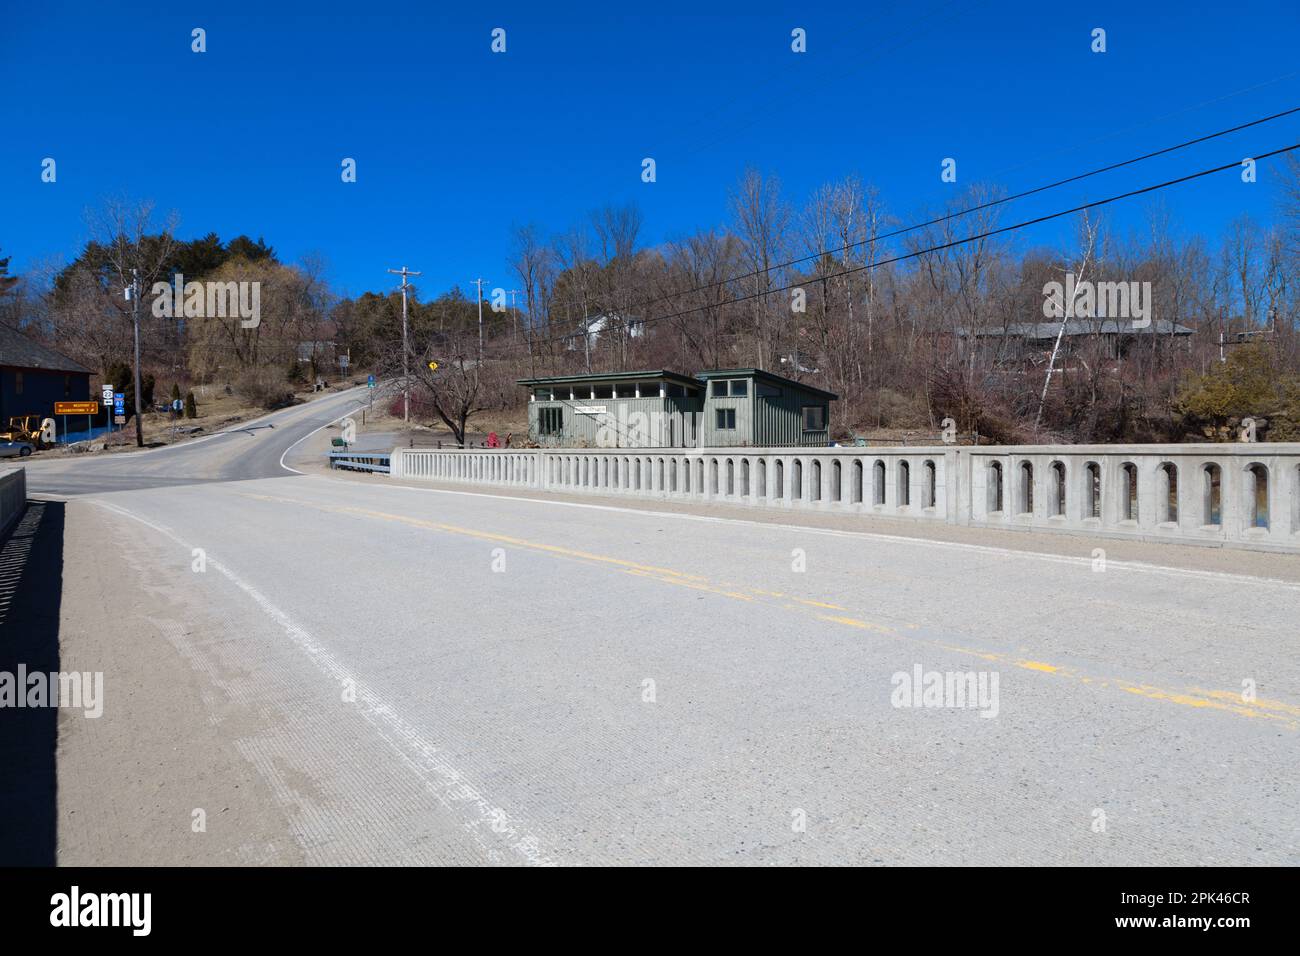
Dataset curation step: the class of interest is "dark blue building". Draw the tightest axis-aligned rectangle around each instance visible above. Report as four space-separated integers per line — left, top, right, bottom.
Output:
0 322 93 423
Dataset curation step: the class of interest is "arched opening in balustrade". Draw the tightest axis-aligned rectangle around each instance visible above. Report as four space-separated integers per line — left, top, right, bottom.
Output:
755 458 765 498
1085 461 1101 518
1121 462 1138 521
655 457 664 491
852 460 864 504
635 457 645 491
1157 462 1178 524
832 460 842 502
668 458 678 492
709 458 719 495
987 461 1003 513
725 458 735 496
696 458 704 492
1048 461 1066 517
681 458 690 493
898 460 911 507
1018 461 1034 515
873 460 886 505
1246 463 1269 529
922 460 936 509
811 460 822 501
775 459 784 498
740 458 750 497
793 459 803 500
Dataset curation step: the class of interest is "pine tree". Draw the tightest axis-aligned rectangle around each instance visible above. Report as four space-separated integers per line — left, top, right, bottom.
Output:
0 249 18 298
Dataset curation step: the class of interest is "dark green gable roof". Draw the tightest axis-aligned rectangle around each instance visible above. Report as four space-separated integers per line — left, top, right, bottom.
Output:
0 322 93 375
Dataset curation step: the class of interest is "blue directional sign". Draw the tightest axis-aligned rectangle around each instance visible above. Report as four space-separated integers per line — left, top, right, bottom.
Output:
113 393 125 414
367 375 376 389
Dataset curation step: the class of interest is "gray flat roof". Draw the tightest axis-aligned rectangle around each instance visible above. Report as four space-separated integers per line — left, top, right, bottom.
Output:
518 369 701 389
960 319 1193 338
696 368 839 401
519 367 839 401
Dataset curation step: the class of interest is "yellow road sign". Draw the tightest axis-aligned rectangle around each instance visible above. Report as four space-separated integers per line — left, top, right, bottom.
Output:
55 401 99 415
427 361 439 372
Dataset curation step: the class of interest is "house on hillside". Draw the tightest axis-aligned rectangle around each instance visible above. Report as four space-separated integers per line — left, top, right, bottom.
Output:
957 319 1193 364
563 312 645 353
0 322 93 422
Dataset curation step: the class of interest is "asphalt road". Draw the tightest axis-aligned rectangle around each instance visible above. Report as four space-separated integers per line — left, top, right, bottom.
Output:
7 404 1300 865
20 386 372 496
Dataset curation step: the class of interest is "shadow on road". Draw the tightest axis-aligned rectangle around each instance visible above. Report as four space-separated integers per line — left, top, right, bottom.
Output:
0 500 64 865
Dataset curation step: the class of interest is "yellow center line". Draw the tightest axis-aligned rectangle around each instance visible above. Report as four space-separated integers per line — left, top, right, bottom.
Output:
237 491 1298 730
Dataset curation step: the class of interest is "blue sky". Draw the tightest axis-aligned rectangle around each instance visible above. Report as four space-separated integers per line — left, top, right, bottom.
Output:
2 0 1298 300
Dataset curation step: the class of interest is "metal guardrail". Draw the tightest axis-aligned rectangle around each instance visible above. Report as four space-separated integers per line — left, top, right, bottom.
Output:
328 451 391 474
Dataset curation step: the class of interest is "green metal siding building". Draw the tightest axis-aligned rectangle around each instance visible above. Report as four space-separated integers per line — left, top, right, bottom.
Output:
519 367 836 448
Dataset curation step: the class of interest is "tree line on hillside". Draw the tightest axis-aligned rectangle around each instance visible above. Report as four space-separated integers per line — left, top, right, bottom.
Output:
2 156 1299 443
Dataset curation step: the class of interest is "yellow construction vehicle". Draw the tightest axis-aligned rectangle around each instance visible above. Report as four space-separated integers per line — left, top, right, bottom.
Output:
0 415 51 448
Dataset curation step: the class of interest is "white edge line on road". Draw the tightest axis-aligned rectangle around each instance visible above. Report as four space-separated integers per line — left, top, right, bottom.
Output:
89 497 557 866
278 394 374 475
324 477 1300 592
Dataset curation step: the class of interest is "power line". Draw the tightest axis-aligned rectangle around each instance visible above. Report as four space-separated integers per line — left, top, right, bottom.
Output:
530 142 1300 345
624 105 1300 317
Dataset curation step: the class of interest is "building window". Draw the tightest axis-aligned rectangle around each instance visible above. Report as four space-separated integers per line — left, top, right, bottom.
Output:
534 387 553 401
615 383 636 398
594 384 613 399
666 383 685 398
757 383 781 398
715 408 736 430
539 407 564 436
729 379 748 397
711 380 728 397
802 406 825 431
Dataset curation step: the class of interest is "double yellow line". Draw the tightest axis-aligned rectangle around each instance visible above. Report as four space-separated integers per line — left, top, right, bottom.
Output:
238 491 1300 730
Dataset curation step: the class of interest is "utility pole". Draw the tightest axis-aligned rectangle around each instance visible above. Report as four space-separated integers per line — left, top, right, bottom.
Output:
472 277 488 366
505 289 524 342
387 266 422 422
128 269 144 448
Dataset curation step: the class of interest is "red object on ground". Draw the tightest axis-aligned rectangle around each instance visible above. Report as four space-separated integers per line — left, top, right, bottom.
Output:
486 432 500 448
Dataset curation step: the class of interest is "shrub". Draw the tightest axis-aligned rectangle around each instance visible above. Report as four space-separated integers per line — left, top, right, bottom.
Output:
233 367 296 409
